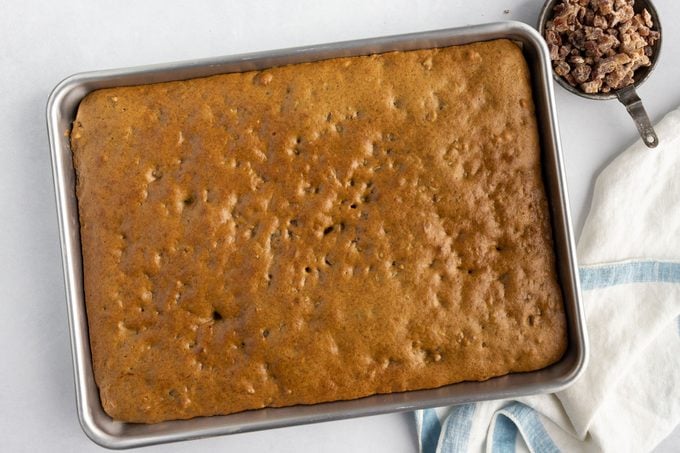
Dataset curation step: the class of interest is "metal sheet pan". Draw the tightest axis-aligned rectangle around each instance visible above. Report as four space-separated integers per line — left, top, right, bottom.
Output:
46 21 588 449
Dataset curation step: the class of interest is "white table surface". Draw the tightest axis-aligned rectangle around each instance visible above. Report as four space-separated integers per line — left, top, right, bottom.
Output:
1 1 678 451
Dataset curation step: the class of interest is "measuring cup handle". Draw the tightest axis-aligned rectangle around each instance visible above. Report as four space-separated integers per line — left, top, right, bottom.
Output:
616 85 659 148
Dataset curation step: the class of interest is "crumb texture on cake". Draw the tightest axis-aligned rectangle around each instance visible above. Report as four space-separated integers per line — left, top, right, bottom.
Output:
71 39 567 423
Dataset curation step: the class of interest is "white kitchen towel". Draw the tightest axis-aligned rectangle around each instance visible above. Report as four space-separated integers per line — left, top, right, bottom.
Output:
415 107 680 453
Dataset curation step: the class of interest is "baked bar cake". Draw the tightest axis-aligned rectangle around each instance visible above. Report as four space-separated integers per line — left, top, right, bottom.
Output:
71 39 567 423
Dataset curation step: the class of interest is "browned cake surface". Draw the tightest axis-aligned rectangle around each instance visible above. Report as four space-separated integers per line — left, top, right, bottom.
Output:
71 39 567 423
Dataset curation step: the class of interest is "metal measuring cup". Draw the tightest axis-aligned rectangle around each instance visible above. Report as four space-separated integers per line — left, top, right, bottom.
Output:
538 0 662 148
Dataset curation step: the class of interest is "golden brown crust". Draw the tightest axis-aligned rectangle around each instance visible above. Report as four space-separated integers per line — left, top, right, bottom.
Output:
72 39 566 423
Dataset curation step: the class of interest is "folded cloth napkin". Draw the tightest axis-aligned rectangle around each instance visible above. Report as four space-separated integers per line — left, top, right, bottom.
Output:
415 107 680 453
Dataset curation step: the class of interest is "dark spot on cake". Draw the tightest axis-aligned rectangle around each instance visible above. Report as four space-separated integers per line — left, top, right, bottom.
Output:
304 266 311 273
212 310 223 321
431 293 442 307
262 329 270 338
350 203 357 209
248 223 259 238
323 225 334 236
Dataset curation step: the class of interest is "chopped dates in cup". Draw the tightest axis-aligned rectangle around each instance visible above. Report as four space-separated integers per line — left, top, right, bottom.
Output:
544 0 659 94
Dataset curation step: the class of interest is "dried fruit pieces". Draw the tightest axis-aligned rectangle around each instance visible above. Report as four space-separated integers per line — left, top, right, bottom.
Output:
544 0 659 94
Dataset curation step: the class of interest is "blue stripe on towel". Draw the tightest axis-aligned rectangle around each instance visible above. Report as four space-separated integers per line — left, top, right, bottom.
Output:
493 403 560 453
439 403 477 453
490 413 518 453
579 261 680 290
416 408 442 453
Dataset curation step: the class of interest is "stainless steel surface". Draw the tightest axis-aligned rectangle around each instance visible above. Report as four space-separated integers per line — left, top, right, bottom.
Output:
617 85 659 147
537 0 662 148
47 21 587 449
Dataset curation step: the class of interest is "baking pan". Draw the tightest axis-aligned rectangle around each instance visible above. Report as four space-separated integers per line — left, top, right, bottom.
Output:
47 21 587 449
